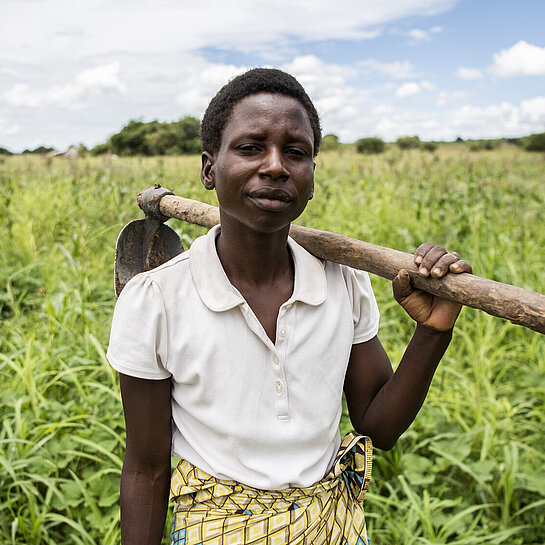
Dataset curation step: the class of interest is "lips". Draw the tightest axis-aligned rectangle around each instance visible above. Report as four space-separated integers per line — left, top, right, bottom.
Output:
246 188 293 211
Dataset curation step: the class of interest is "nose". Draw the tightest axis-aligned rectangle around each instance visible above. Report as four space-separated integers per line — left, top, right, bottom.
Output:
260 147 289 180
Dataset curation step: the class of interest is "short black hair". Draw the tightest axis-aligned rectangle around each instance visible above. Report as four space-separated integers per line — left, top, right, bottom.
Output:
201 68 322 156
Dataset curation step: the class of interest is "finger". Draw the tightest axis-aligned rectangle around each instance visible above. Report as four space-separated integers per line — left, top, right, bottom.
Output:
392 269 412 303
414 242 435 265
449 259 473 274
419 246 447 276
430 253 460 278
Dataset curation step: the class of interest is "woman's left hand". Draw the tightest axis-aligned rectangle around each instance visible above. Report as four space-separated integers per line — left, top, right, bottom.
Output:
392 242 473 331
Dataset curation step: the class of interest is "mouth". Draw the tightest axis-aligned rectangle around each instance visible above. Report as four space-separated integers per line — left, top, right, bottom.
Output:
246 188 293 211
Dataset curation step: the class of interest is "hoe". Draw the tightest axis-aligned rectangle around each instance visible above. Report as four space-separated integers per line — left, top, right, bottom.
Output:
115 184 545 335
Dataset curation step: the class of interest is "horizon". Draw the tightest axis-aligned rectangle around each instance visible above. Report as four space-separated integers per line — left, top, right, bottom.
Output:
2 0 545 153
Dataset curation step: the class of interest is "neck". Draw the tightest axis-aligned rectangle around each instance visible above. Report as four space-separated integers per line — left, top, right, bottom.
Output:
215 219 293 287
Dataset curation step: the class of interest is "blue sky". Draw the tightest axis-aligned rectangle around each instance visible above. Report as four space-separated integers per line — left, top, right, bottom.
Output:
1 0 545 152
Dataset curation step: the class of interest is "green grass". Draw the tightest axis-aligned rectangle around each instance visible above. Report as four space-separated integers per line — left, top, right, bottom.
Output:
1 147 544 543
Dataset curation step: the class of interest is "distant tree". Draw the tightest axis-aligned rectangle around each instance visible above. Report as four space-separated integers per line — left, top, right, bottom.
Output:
421 141 438 152
108 117 201 156
455 136 464 143
172 117 201 155
78 143 89 156
321 134 341 151
0 147 13 155
90 143 112 156
356 137 385 154
22 146 55 155
469 140 497 151
396 136 420 150
525 132 545 152
110 120 152 156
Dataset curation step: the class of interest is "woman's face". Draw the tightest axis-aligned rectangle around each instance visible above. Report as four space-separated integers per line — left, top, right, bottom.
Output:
201 92 315 236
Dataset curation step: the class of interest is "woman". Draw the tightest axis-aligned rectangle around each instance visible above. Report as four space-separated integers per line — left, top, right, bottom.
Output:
107 68 471 544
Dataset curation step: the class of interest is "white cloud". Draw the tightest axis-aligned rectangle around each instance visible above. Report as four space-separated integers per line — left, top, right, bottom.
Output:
406 24 443 43
176 64 248 115
490 41 545 77
449 96 545 137
408 28 431 42
371 104 395 115
5 62 126 109
397 82 421 97
0 118 19 137
283 55 352 94
457 66 483 80
437 90 467 106
76 63 126 92
420 79 436 90
519 96 545 124
359 59 417 79
282 56 366 126
0 0 458 64
396 80 435 98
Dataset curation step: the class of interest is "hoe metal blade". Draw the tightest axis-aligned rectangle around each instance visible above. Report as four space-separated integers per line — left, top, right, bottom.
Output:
114 218 184 297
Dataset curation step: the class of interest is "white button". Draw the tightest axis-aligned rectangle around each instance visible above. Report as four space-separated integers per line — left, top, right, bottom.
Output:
275 381 284 393
279 330 286 337
273 355 279 365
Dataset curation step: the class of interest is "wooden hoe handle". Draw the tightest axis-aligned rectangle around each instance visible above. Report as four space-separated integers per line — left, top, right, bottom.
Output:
142 191 545 335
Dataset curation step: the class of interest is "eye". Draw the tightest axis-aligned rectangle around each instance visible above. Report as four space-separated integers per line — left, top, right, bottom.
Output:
285 146 309 158
237 143 262 153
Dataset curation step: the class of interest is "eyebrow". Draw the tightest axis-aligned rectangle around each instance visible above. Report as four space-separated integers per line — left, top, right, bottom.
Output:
233 129 313 144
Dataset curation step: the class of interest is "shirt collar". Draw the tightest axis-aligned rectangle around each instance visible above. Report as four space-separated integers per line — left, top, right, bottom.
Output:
190 224 327 312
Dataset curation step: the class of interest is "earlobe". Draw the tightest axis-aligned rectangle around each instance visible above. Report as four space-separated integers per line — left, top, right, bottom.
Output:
201 152 216 190
309 163 315 200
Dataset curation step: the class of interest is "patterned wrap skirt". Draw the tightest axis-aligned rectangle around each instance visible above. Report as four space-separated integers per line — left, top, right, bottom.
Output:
170 433 373 545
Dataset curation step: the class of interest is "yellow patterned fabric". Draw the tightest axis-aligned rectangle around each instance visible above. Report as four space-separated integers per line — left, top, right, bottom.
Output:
170 433 372 545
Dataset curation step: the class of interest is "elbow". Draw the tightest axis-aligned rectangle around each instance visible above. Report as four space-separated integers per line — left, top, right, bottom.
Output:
353 424 399 451
372 436 398 451
123 443 172 480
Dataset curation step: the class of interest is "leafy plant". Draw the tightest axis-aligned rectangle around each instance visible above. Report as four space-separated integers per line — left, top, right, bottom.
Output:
1 149 544 543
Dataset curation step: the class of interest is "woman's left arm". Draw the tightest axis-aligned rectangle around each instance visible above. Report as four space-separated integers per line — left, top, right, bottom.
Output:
343 244 472 450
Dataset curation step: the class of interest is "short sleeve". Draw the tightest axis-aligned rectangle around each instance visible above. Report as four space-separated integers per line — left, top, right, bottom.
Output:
341 266 380 344
106 273 171 380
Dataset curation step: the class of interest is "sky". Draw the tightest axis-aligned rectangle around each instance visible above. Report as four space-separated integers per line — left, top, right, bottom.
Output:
1 0 545 153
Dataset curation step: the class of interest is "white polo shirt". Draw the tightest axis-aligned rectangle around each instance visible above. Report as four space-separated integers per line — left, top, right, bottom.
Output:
107 225 379 490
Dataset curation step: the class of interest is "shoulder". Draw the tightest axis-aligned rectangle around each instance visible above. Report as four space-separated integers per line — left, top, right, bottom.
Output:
124 250 190 292
324 261 375 294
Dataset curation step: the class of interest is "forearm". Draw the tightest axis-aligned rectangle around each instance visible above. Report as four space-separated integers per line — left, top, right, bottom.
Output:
356 324 452 449
120 460 171 545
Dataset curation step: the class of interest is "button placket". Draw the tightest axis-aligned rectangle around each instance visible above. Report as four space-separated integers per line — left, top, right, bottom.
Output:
273 304 292 420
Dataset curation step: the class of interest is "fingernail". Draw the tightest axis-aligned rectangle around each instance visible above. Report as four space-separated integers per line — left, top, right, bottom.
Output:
415 256 422 264
432 267 441 276
419 267 428 276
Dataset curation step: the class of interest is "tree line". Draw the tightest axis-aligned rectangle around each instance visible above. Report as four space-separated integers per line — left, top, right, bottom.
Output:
2 120 544 156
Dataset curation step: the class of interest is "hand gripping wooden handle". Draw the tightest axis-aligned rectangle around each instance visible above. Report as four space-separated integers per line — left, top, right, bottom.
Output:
157 193 545 335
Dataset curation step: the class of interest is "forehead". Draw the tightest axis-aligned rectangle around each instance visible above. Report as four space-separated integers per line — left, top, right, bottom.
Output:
222 93 313 143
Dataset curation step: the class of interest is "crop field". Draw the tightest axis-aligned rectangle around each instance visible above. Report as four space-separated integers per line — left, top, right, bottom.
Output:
1 146 544 544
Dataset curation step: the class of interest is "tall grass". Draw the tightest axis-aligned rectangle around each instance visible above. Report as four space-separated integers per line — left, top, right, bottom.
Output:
1 147 544 543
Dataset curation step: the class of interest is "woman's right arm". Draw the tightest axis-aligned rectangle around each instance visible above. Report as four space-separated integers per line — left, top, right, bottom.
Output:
119 373 172 545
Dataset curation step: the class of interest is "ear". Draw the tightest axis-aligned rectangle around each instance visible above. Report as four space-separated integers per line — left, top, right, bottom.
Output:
308 162 316 200
201 152 216 190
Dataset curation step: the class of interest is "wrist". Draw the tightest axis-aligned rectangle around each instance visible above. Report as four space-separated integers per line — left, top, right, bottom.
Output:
415 322 454 339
